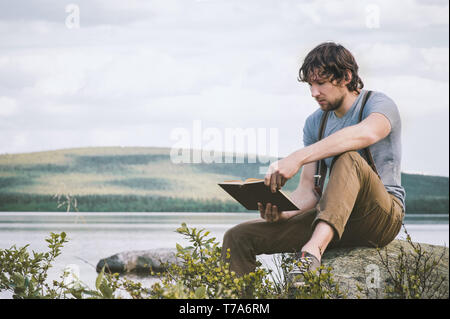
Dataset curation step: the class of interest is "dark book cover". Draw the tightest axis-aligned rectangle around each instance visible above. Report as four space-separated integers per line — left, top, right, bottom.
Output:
218 179 299 211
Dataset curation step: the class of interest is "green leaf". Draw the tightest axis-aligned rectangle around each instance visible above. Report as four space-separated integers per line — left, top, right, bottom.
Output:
95 266 105 291
11 272 25 286
194 286 206 299
70 288 83 299
99 282 113 299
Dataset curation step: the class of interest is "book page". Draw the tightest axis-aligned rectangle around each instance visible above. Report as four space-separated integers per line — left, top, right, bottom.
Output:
244 178 264 183
221 180 243 184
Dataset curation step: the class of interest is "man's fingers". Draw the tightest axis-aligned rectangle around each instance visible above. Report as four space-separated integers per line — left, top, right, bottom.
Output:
270 174 278 193
276 175 282 191
260 202 282 223
265 162 277 187
265 203 272 222
258 202 264 219
264 166 273 187
272 205 279 222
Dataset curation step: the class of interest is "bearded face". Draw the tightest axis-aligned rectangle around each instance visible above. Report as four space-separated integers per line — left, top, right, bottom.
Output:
316 93 346 112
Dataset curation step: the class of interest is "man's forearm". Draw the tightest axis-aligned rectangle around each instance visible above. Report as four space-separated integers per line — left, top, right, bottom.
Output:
292 123 375 167
279 120 376 219
283 186 319 219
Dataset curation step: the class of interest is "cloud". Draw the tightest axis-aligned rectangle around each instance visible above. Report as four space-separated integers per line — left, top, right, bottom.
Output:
0 0 155 26
356 43 449 81
0 0 448 176
366 75 449 117
0 96 17 116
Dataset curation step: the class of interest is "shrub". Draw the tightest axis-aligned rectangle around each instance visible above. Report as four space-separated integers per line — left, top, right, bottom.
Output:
1 224 447 299
377 226 448 299
0 232 68 299
148 223 273 299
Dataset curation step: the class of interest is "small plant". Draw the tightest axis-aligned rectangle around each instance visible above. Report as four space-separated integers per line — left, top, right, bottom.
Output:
377 225 448 299
0 232 69 298
267 253 347 299
54 187 79 213
149 223 273 299
147 223 348 299
0 232 123 299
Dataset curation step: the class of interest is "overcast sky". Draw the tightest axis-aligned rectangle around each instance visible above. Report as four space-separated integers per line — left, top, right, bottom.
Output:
0 0 448 176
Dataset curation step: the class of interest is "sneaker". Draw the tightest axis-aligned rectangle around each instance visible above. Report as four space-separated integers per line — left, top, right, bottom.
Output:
287 251 321 287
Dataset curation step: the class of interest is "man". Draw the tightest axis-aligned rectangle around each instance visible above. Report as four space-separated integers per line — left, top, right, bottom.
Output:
221 42 405 285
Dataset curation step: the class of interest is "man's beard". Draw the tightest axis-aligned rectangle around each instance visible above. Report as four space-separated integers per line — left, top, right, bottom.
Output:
320 95 345 111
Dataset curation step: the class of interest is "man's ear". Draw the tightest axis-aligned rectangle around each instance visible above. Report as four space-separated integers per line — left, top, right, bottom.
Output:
343 70 352 85
335 70 352 88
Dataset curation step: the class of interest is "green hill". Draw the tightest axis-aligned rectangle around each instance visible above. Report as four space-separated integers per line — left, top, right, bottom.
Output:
0 147 448 214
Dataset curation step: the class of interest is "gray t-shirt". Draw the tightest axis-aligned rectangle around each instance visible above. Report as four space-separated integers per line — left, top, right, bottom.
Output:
303 89 406 210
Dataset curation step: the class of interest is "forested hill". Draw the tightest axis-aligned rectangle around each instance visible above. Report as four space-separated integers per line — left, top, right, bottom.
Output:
0 147 448 214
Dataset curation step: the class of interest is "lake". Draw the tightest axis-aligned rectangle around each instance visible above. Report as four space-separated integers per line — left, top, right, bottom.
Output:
0 212 448 299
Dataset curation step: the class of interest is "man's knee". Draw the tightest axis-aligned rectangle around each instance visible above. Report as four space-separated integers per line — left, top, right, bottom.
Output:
223 224 243 253
334 151 361 162
222 227 235 260
331 151 364 170
222 227 235 246
222 223 257 265
223 223 250 246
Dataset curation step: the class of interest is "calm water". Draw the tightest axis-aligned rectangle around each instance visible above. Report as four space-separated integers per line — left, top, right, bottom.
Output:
0 212 448 298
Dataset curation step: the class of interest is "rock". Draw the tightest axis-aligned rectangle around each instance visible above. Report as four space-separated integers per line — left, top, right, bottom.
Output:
96 248 179 275
320 240 449 299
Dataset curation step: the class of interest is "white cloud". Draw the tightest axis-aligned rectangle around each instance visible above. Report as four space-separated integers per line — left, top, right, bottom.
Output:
380 0 449 28
0 96 17 116
356 43 449 81
0 0 448 176
367 75 449 116
419 47 450 80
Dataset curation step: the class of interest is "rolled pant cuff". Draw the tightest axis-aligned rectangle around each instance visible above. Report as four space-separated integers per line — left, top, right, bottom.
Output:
311 213 344 242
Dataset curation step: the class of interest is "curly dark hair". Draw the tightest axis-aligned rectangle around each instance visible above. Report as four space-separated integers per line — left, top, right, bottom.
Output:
298 42 364 93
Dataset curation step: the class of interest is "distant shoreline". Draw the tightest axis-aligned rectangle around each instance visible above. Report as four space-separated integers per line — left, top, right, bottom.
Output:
0 147 448 214
0 193 448 214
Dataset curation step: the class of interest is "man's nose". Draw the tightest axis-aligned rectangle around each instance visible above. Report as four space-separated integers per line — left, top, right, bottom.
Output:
310 85 320 98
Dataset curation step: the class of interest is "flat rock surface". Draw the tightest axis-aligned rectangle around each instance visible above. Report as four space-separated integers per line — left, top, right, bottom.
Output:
321 240 449 298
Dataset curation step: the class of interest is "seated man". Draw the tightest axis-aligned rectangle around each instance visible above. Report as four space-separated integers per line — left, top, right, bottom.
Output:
221 42 405 285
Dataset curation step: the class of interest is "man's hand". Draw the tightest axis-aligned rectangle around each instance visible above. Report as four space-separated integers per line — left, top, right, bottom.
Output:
258 202 291 222
264 155 302 193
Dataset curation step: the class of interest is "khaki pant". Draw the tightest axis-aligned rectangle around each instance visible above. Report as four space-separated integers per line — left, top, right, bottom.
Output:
221 151 405 276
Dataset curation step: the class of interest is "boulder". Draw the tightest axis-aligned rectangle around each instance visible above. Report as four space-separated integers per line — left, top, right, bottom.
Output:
320 240 449 298
96 248 179 274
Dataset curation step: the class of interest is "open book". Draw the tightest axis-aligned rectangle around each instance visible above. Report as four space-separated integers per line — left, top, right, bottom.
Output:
218 178 299 211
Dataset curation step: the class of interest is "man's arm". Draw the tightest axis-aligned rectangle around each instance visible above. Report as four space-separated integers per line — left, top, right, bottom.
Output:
264 112 391 192
259 162 318 222
291 112 391 166
290 162 319 213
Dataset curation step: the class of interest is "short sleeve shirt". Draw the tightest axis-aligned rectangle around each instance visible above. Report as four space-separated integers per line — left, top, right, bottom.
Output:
303 89 406 209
